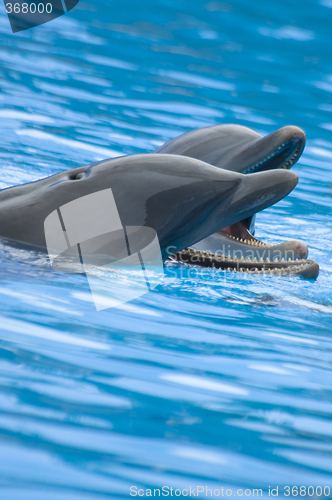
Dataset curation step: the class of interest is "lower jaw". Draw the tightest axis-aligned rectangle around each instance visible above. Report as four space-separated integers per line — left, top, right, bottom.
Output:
173 247 319 280
173 228 318 280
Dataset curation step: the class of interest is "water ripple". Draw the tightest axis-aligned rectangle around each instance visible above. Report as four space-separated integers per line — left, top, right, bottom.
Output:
0 0 332 497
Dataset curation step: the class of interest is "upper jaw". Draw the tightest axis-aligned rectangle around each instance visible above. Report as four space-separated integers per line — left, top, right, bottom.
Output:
223 125 306 174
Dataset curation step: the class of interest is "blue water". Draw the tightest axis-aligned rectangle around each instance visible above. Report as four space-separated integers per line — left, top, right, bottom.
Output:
0 0 332 498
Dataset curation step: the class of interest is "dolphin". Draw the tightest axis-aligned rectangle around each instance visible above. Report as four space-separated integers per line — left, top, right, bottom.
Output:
155 124 309 263
0 152 312 261
0 152 318 279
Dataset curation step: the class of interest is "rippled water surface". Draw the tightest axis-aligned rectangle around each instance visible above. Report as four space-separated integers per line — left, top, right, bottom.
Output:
0 0 332 498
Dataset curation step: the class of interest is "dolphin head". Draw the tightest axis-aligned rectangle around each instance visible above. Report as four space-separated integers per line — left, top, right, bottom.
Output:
155 125 318 278
155 124 306 241
0 154 298 263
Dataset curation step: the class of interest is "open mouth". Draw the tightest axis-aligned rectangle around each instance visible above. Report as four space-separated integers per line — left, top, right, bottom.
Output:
174 247 319 279
164 124 319 279
173 218 319 280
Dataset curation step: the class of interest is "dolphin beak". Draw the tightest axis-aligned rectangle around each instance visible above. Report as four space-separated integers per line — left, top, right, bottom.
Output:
224 126 306 174
216 168 299 228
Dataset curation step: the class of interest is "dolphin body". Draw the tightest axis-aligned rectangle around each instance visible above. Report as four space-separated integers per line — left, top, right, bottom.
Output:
155 124 309 262
0 154 299 264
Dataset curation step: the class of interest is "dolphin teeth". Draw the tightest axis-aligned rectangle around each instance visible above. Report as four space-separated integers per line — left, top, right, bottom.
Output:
253 257 257 262
240 239 243 242
266 258 270 262
234 256 238 261
240 256 245 261
246 257 251 261
281 258 285 262
288 258 292 261
244 239 247 244
260 257 264 262
274 257 278 262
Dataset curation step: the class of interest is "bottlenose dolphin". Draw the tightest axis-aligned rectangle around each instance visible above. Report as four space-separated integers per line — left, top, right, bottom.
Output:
155 124 310 266
155 124 306 174
0 153 301 261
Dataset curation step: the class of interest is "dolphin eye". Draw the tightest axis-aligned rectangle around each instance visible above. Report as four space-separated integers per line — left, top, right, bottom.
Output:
69 172 85 180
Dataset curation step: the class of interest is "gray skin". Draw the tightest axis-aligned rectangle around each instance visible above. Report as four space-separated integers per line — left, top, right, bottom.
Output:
0 154 299 264
155 124 308 262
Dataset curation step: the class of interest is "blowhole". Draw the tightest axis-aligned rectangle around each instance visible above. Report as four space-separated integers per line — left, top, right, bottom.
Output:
69 172 85 180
